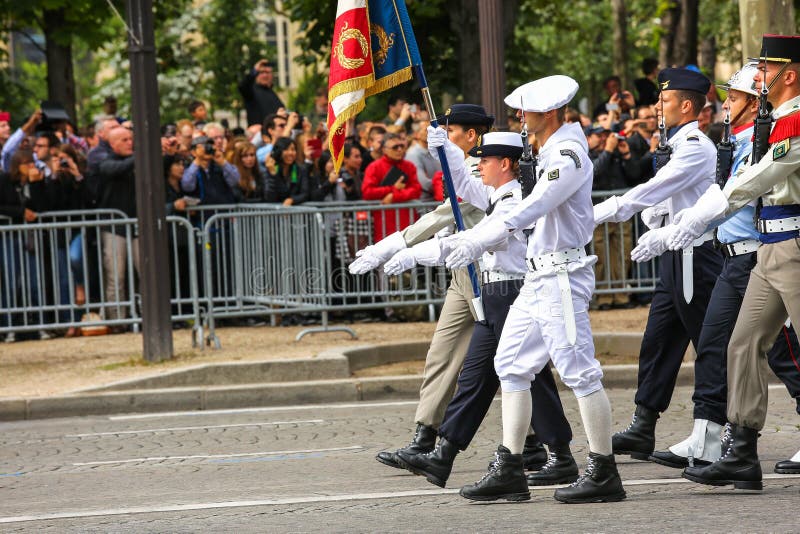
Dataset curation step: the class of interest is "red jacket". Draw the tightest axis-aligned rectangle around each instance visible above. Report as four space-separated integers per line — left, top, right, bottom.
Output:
361 155 422 241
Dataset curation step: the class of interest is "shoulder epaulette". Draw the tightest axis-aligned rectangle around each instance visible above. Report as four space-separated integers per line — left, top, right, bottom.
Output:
769 110 800 145
559 148 581 168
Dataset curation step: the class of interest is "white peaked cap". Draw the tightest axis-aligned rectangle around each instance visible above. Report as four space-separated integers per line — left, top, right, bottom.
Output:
505 75 580 112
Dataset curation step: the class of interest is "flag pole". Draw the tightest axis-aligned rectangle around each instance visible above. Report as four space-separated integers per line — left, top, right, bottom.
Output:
413 64 485 322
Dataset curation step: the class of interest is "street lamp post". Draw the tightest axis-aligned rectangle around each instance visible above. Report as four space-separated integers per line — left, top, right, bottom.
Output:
126 0 173 362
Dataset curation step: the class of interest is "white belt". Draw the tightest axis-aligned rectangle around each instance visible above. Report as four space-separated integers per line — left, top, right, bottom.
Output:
527 247 587 271
527 247 585 346
757 216 800 233
682 231 715 304
720 238 760 258
481 270 526 284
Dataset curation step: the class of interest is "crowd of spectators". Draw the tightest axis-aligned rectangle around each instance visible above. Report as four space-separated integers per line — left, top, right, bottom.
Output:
0 55 729 339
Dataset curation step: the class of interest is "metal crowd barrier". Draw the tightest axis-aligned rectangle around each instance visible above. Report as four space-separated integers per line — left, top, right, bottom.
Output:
1 192 656 347
590 190 658 298
0 211 201 346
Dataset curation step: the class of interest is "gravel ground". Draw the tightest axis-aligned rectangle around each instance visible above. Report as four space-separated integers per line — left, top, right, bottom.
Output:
0 307 649 398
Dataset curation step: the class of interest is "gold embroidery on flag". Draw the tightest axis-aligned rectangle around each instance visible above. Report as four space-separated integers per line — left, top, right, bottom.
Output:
371 23 395 66
334 22 370 70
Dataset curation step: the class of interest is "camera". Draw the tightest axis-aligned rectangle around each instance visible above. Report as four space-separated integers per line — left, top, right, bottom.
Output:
162 124 177 137
203 139 216 156
60 158 70 169
343 175 355 187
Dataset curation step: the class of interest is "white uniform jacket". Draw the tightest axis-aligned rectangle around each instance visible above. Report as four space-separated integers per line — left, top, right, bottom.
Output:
602 120 716 223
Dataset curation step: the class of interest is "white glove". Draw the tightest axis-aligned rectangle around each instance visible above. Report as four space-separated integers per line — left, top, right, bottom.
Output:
412 237 447 266
384 248 417 275
593 196 621 226
445 240 485 269
667 185 728 250
348 250 381 274
426 125 447 151
444 218 509 269
349 231 407 274
631 225 674 263
641 202 670 230
427 126 466 181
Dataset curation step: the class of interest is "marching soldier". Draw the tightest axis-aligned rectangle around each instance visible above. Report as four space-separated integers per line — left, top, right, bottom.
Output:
383 131 578 489
593 68 723 461
638 63 800 470
351 105 563 472
444 75 626 504
660 34 800 487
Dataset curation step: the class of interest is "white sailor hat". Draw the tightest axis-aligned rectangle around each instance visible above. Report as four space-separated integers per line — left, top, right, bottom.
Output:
504 75 579 113
468 131 524 158
717 62 759 97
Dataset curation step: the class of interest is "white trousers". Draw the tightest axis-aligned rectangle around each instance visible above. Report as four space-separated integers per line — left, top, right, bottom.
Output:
494 266 603 397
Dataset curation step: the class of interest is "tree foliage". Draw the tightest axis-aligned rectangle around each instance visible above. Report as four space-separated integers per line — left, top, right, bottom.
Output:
199 0 272 113
3 0 797 128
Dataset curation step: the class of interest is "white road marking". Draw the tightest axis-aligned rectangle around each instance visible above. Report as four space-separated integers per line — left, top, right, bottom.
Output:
2 474 799 524
66 419 324 438
71 445 363 466
109 400 420 420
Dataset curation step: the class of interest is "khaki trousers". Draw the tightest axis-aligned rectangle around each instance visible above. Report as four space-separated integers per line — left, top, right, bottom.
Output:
727 238 800 430
102 231 140 320
414 267 477 426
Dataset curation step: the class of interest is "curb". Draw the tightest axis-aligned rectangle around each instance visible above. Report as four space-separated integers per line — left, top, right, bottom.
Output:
0 334 728 421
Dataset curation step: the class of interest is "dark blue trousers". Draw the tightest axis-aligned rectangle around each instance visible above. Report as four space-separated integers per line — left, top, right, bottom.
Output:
437 279 573 450
635 243 723 412
693 252 800 424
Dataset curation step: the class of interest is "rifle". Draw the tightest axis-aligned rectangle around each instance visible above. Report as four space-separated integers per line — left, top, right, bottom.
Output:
751 60 773 165
715 108 734 188
653 95 672 172
518 97 537 199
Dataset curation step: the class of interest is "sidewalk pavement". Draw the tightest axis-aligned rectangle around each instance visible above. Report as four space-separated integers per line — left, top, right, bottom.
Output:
0 332 714 421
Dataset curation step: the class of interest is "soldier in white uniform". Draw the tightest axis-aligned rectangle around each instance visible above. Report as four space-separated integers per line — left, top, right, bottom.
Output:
443 75 626 504
593 68 724 462
384 132 578 490
351 106 564 473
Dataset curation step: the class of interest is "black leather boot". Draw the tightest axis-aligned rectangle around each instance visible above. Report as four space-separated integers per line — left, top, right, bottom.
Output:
522 434 548 471
682 424 763 490
375 424 436 469
527 444 579 486
553 452 627 504
612 405 659 460
396 437 460 488
459 445 530 502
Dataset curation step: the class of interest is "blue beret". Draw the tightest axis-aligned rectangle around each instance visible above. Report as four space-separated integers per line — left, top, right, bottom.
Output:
436 104 494 127
657 68 710 95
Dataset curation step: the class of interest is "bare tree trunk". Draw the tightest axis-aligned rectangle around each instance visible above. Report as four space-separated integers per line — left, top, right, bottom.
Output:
658 4 681 68
479 0 506 128
675 0 699 66
739 0 796 63
699 36 716 74
43 7 76 122
611 0 628 88
451 0 480 103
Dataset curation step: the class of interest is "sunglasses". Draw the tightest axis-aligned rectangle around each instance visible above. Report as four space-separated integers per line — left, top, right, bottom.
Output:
387 144 406 150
